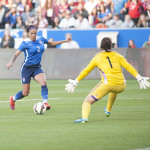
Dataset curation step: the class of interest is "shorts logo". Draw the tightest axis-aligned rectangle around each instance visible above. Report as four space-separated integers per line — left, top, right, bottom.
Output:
22 77 25 82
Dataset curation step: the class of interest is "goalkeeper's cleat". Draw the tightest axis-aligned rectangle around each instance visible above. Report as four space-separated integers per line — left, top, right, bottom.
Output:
74 118 88 123
44 103 51 110
104 107 110 117
10 96 15 110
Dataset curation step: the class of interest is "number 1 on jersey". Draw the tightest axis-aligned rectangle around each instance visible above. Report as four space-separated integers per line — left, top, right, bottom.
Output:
106 57 113 68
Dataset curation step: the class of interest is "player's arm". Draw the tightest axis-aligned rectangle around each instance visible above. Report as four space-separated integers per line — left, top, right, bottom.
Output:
65 58 97 93
47 36 71 47
6 50 22 69
120 56 150 89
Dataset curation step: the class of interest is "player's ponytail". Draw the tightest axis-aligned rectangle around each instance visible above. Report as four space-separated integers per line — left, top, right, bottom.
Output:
100 37 112 52
26 25 37 33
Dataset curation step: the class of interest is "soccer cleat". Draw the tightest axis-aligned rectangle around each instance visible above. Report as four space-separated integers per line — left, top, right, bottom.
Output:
104 107 110 117
44 103 51 110
10 96 15 110
74 118 88 123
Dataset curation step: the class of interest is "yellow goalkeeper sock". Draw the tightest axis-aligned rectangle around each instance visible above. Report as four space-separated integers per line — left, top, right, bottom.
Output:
82 101 91 119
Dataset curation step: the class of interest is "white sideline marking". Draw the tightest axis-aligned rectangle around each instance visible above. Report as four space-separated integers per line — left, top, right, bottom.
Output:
0 97 149 103
0 98 61 103
130 147 150 150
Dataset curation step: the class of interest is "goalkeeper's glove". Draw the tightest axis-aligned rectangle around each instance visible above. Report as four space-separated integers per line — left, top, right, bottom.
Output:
65 79 79 93
136 74 150 89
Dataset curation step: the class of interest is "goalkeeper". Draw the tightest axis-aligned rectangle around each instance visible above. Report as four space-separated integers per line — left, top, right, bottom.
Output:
65 37 150 123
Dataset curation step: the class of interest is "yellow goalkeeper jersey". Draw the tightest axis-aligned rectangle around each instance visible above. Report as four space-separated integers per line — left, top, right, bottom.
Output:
77 51 138 85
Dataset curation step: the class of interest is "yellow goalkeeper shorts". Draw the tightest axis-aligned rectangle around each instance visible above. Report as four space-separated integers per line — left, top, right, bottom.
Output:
91 82 126 101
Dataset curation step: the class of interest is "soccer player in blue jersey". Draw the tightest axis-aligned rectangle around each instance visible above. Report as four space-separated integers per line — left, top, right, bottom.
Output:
6 25 71 110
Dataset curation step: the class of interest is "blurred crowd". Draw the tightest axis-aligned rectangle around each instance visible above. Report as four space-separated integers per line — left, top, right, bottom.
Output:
0 0 150 30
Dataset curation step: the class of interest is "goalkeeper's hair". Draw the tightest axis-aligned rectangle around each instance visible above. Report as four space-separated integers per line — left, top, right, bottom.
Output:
100 37 112 52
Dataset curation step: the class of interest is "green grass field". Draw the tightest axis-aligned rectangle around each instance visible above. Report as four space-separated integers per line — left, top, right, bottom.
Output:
0 79 150 150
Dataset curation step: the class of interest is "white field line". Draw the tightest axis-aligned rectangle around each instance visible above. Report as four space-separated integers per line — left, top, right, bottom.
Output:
0 97 149 103
0 98 61 103
129 147 150 150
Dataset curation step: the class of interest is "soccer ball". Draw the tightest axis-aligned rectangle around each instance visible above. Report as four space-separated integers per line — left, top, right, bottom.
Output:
33 102 46 115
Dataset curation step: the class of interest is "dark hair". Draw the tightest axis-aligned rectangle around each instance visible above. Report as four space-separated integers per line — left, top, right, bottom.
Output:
26 25 37 33
128 40 135 48
100 37 112 51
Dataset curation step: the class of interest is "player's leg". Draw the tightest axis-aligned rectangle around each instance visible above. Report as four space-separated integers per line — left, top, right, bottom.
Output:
105 83 126 117
105 92 117 117
10 67 31 110
10 84 30 110
81 82 102 120
34 72 51 110
74 82 110 123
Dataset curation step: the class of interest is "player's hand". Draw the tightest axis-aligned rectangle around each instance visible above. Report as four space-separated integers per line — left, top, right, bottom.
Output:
65 79 79 93
136 74 150 89
6 62 13 69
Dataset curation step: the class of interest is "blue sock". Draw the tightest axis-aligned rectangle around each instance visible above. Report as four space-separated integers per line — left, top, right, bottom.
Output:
13 91 24 101
41 85 48 103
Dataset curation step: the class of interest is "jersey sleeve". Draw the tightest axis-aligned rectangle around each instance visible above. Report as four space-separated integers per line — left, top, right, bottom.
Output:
42 37 48 44
77 57 97 81
18 41 26 51
120 56 138 77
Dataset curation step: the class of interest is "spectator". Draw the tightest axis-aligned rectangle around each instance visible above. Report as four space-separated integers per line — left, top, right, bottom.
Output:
1 29 15 48
36 5 46 18
45 0 54 26
74 3 89 19
14 30 28 49
121 14 134 28
137 13 148 27
128 40 136 48
57 0 70 14
111 0 127 20
144 3 150 27
21 4 34 25
17 0 29 14
68 0 78 14
97 4 112 23
0 0 9 29
96 0 105 8
34 14 48 29
142 35 150 48
15 0 21 6
16 15 24 29
53 16 61 29
88 7 99 25
31 0 37 9
5 4 18 29
106 13 123 28
60 33 80 49
24 14 36 27
59 9 76 29
84 0 97 15
6 0 14 8
76 0 85 6
142 0 150 11
75 14 91 29
104 0 112 10
125 0 143 25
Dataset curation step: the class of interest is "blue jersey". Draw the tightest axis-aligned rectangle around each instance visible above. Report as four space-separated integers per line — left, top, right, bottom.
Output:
18 36 48 67
112 0 127 14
